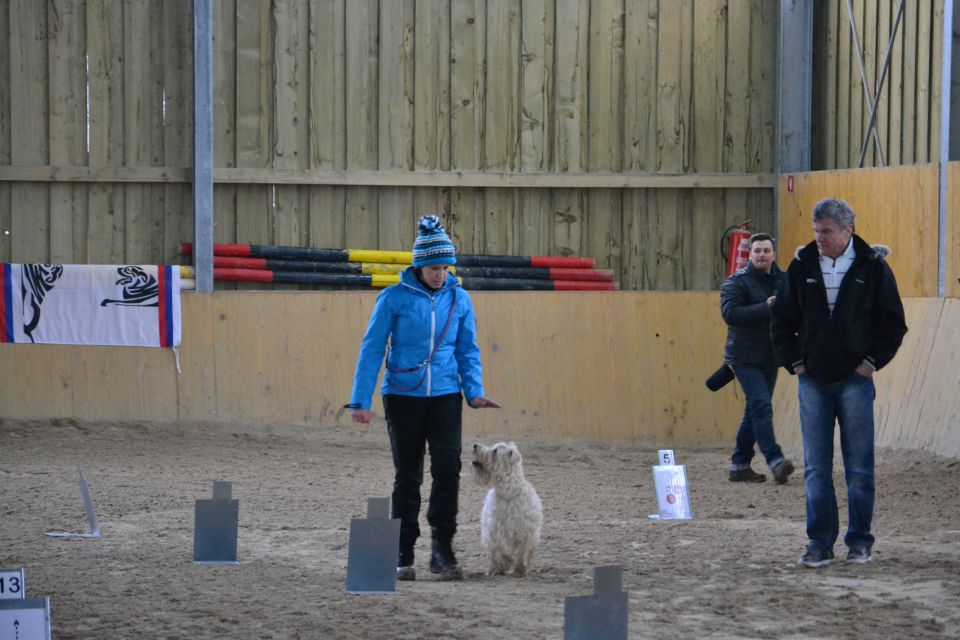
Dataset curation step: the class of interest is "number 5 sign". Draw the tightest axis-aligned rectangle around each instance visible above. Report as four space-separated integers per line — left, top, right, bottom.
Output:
0 569 25 600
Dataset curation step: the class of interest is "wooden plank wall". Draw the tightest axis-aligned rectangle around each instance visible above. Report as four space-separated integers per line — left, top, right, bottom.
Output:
811 0 945 169
0 0 778 291
1 291 957 458
778 165 941 298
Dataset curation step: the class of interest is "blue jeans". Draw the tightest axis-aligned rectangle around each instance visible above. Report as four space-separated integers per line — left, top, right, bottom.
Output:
798 372 876 551
731 366 785 469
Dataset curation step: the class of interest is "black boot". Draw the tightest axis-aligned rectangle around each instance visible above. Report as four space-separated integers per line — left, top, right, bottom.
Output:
430 538 463 581
397 547 416 581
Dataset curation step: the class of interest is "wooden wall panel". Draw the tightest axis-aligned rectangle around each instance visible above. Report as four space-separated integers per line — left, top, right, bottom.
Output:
2 291 958 458
48 0 87 263
0 0 8 263
812 0 945 169
2 0 784 291
10 0 50 263
778 165 939 298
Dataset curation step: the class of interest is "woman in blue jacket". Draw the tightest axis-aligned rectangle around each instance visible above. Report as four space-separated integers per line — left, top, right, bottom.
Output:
349 215 499 582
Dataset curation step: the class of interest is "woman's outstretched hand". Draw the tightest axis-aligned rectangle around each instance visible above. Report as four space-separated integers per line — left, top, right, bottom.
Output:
351 409 373 424
469 397 501 409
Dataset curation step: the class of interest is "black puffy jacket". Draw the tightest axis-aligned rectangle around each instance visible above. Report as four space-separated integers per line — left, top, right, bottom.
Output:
771 235 907 384
720 262 785 368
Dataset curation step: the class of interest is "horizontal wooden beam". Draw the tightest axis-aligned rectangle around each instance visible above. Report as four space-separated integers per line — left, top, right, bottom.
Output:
0 165 776 189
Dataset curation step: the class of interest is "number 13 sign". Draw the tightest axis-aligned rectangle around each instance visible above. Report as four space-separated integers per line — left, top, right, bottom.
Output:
0 569 25 600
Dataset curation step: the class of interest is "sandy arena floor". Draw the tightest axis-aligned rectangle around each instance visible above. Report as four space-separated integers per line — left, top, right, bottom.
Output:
1 417 958 639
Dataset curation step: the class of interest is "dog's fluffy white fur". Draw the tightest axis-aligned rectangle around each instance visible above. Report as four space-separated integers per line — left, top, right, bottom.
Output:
471 442 543 576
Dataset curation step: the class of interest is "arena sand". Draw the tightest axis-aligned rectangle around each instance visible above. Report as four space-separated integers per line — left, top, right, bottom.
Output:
1 417 958 639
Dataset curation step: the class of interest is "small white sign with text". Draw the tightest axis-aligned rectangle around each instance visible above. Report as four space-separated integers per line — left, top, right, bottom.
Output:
0 570 24 600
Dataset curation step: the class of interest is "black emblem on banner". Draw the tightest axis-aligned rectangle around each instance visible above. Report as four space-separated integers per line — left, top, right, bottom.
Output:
101 266 160 307
22 264 64 343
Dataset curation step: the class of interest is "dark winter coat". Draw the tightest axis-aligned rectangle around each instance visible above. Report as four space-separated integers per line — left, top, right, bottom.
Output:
771 235 907 384
720 262 785 368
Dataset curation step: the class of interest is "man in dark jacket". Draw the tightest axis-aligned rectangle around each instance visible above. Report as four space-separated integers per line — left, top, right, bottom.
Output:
721 233 795 484
772 198 907 569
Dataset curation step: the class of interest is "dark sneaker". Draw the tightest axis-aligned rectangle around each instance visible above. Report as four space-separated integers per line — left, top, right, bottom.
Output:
396 565 416 581
846 546 872 564
729 468 767 483
798 545 835 568
772 459 795 484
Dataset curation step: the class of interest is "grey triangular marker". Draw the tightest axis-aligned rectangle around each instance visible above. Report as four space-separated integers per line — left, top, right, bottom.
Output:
564 565 629 640
45 466 101 538
345 497 400 594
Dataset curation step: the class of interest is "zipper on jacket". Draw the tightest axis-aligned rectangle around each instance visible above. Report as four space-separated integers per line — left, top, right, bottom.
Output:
427 295 436 396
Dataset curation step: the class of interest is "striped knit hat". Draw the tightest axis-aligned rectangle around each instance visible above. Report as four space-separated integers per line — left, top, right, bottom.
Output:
412 215 457 267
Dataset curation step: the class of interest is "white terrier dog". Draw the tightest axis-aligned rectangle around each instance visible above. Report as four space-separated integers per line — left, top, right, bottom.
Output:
471 442 543 577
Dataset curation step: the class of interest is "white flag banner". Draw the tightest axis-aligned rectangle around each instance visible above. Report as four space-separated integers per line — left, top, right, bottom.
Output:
0 264 181 347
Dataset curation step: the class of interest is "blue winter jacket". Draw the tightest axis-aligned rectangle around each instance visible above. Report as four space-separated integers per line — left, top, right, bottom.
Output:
350 267 485 410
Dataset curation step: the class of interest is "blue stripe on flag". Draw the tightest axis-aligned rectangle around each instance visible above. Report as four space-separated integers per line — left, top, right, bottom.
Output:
163 266 174 346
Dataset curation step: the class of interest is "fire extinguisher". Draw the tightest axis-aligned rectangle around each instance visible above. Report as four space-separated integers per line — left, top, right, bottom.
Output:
721 222 752 277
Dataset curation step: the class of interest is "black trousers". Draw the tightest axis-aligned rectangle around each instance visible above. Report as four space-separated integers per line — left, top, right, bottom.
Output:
383 393 463 552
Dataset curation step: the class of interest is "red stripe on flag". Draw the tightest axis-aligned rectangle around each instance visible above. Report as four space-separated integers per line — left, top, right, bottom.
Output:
158 266 168 347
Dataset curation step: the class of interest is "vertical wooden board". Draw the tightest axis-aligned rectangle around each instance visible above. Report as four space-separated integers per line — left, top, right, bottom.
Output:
724 0 750 172
552 188 583 258
213 0 238 246
621 189 648 290
929 0 944 162
162 0 194 264
376 0 414 250
901 0 918 164
308 186 346 249
687 190 725 290
482 188 517 255
235 0 272 247
836 0 853 166
691 0 725 173
308 0 346 249
588 0 624 173
652 190 688 289
47 0 87 263
272 0 310 249
450 0 486 171
847 0 865 168
752 0 777 172
518 189 552 257
824 0 840 169
345 0 379 248
86 0 125 264
378 187 416 251
554 0 588 172
414 0 451 171
623 0 657 171
0 0 9 262
309 0 346 170
10 0 50 263
448 188 484 254
916 0 933 163
123 0 162 264
861 0 877 166
378 0 414 171
875 0 891 166
888 0 904 165
483 0 520 171
585 189 622 275
345 187 379 249
519 0 552 173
